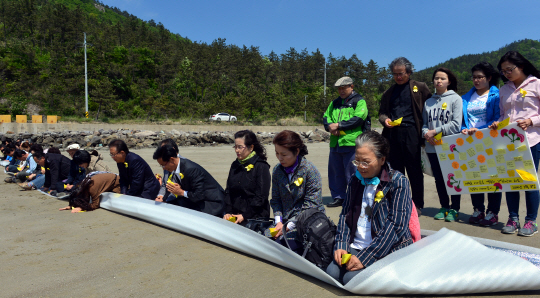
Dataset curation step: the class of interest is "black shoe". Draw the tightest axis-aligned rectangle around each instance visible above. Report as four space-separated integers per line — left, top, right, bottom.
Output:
327 198 344 207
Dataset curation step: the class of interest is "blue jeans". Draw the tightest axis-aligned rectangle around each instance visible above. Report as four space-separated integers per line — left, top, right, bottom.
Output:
326 247 362 284
505 143 540 221
328 146 356 200
28 174 45 189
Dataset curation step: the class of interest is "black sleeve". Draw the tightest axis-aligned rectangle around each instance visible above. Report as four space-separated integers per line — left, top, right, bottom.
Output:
244 163 271 219
48 158 60 191
126 158 146 197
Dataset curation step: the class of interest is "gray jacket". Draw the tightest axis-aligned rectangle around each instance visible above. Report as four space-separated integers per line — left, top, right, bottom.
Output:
422 90 462 153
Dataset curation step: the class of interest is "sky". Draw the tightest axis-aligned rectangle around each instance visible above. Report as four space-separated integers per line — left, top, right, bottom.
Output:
100 0 540 71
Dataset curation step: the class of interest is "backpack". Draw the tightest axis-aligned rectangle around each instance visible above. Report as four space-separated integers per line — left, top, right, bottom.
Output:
294 208 337 269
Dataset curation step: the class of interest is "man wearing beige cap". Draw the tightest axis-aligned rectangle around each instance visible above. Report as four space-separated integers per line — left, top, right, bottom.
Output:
323 76 369 207
65 143 85 191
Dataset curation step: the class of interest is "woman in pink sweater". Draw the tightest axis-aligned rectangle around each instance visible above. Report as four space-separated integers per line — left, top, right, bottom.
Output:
489 51 540 237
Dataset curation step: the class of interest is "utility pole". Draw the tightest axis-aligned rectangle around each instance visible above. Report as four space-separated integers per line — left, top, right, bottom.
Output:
84 32 89 118
324 61 327 99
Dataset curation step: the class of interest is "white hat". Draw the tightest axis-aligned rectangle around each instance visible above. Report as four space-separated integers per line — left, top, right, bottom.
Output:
66 144 80 150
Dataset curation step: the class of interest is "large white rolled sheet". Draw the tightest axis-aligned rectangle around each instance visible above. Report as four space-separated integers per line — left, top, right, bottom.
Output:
100 193 540 295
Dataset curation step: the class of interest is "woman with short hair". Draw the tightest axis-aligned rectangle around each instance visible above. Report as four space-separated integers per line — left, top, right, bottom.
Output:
268 130 325 251
326 131 413 284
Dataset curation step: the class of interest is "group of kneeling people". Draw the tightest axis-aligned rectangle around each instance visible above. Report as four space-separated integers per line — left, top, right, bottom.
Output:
3 129 418 285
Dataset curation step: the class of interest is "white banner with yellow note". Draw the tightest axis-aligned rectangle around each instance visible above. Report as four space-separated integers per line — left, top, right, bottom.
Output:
434 119 539 195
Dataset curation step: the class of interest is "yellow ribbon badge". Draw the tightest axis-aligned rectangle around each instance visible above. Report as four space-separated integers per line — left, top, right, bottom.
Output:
413 86 418 93
375 191 384 203
442 102 448 110
179 173 184 179
294 177 304 187
520 88 527 98
124 162 128 168
245 164 254 171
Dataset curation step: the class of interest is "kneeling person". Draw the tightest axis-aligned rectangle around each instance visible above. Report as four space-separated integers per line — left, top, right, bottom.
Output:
32 151 71 196
153 145 225 217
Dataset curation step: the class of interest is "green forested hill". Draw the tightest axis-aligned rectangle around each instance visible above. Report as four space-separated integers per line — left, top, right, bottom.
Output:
0 0 390 122
415 39 540 95
0 1 539 123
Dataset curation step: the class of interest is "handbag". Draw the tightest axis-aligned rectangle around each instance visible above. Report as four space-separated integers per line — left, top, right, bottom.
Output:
245 218 274 235
420 146 433 176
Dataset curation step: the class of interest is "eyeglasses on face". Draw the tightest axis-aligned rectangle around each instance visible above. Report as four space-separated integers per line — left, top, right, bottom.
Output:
232 145 247 150
500 65 517 76
471 75 486 81
352 159 375 168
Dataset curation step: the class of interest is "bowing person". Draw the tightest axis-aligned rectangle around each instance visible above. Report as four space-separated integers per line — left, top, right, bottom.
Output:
153 145 225 216
60 173 121 213
223 130 271 226
32 150 71 196
327 131 413 284
108 139 160 200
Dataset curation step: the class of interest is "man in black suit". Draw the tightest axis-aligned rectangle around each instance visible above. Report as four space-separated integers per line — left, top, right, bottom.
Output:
153 145 225 217
109 139 160 200
32 151 71 196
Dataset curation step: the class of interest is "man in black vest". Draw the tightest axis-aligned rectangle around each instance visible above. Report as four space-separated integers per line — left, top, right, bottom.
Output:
153 145 225 217
378 57 432 215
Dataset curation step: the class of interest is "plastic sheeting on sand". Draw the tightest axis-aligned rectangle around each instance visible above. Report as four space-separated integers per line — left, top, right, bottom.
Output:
100 193 540 295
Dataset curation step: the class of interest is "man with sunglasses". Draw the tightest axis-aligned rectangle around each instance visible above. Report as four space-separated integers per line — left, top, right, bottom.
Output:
109 139 160 200
378 57 431 216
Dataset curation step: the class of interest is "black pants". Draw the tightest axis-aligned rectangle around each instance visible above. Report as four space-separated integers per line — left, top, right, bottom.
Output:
428 152 461 211
386 126 425 208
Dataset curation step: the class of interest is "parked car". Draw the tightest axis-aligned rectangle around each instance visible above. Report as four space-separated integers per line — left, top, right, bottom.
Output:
209 113 237 122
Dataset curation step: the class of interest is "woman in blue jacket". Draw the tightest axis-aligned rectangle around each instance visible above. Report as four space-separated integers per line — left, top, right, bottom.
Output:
460 62 502 227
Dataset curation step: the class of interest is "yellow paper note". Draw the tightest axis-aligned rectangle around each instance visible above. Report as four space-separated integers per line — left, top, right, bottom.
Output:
511 184 538 191
475 143 485 152
507 170 515 177
485 148 493 155
454 170 462 179
448 153 455 160
514 156 523 162
480 165 488 173
487 159 496 168
496 148 506 155
483 138 493 147
490 174 499 178
506 161 516 170
518 145 528 152
438 153 447 161
269 228 279 237
467 160 477 169
434 132 443 141
516 169 537 182
498 118 510 129
460 164 468 171
389 117 403 126
472 172 481 179
524 160 534 170
497 166 506 175
496 155 505 164
341 254 352 265
459 152 467 160
465 172 475 179
466 147 476 157
466 136 474 144
441 143 450 151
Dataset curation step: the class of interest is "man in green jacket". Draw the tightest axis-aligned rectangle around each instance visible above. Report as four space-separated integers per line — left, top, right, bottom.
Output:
323 76 369 207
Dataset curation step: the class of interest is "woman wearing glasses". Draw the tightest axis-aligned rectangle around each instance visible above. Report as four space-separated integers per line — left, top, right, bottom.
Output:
327 131 413 284
489 51 540 237
460 62 502 226
223 130 271 226
268 130 325 252
422 67 463 222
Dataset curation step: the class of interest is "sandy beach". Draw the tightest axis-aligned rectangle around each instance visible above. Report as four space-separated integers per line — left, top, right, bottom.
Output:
1 143 539 297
